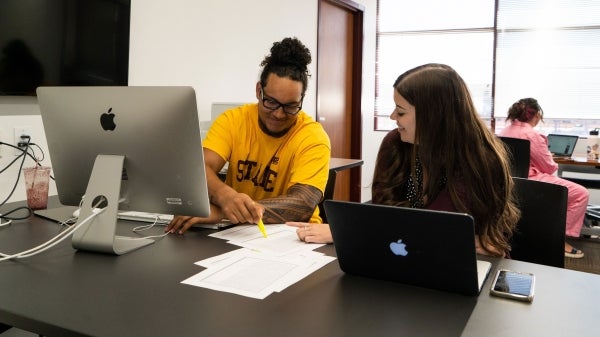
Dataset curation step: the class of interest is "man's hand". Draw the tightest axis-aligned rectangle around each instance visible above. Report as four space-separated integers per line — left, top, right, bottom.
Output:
202 148 263 225
165 204 224 234
217 189 264 225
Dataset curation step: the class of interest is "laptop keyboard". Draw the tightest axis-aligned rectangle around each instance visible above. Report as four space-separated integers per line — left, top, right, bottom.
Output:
117 211 173 224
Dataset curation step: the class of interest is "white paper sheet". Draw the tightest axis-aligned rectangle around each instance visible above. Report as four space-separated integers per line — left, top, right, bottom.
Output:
210 224 324 256
183 248 335 299
182 225 336 299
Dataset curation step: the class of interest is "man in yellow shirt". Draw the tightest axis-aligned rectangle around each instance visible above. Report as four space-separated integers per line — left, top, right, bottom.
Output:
167 37 330 234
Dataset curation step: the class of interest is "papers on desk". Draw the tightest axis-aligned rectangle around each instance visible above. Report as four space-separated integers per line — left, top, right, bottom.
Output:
209 223 325 255
181 224 336 299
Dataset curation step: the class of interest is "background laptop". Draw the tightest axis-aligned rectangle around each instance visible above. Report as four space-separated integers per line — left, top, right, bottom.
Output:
547 134 579 158
324 200 491 296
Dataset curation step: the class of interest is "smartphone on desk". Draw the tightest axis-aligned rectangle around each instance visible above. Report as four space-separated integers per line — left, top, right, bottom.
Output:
490 269 535 302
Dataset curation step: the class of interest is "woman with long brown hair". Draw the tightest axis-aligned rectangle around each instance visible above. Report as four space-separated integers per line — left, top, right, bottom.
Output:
292 63 520 257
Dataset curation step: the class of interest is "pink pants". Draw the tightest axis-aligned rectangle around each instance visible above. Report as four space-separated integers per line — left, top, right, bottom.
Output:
531 173 589 237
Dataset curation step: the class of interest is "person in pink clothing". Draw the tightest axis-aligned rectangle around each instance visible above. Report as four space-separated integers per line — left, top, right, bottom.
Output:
500 97 588 258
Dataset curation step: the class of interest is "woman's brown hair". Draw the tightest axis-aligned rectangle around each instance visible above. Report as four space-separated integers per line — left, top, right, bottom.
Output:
373 63 520 256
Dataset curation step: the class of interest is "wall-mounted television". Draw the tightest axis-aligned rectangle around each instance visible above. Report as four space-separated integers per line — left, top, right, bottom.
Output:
0 0 130 96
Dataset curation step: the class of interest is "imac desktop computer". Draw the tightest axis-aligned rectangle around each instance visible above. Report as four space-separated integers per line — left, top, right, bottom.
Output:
36 86 210 255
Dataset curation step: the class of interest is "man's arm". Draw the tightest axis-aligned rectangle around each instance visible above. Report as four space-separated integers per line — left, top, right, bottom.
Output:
168 148 324 233
259 183 323 223
167 183 321 234
204 148 263 224
167 148 260 234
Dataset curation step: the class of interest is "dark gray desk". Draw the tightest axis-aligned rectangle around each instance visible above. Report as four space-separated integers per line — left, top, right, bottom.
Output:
328 157 364 172
555 157 600 236
1 199 600 337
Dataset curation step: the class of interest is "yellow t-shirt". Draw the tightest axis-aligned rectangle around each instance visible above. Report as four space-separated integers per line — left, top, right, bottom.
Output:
203 103 331 223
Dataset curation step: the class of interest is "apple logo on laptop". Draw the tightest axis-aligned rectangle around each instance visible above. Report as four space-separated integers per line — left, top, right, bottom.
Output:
390 239 408 256
100 107 116 131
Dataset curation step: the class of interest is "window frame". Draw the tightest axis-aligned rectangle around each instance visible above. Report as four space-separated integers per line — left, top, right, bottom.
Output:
375 0 600 136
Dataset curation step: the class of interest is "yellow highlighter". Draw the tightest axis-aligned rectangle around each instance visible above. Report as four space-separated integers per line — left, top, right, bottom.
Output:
257 219 268 238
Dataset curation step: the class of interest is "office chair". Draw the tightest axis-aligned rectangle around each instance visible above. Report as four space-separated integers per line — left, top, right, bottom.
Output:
499 136 531 178
510 177 567 268
318 169 337 223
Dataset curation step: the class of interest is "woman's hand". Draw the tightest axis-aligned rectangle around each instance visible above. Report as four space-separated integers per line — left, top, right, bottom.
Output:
286 222 333 244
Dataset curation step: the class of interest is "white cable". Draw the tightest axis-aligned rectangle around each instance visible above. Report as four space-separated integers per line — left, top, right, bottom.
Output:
0 209 105 262
12 228 78 259
1 208 170 260
0 215 12 228
121 232 170 240
59 217 78 226
0 210 99 260
130 215 170 240
132 215 160 232
14 215 91 259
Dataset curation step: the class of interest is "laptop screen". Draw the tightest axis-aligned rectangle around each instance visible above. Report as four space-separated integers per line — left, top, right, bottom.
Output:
547 134 579 157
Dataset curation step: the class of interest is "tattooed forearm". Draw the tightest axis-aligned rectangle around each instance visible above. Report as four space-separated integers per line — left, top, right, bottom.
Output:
259 184 323 223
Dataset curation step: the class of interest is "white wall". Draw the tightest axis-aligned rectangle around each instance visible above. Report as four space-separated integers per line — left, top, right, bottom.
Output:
359 2 384 202
128 0 318 121
0 0 381 204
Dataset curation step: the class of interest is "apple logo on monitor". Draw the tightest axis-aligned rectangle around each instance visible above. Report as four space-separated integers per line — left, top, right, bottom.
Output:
389 239 408 256
100 107 116 131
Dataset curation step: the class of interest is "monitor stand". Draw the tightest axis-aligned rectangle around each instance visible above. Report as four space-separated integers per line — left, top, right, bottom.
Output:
72 154 154 255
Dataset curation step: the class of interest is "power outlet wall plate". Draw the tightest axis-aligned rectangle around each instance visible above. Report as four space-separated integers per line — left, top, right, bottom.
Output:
14 126 32 156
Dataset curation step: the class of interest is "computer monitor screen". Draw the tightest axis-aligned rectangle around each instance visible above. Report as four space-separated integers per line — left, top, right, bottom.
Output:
0 0 130 96
37 86 210 254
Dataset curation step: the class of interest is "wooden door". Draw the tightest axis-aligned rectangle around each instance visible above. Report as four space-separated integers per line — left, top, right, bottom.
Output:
317 0 363 202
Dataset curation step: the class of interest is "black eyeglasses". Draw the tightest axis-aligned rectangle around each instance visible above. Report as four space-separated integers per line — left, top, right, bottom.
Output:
260 87 304 115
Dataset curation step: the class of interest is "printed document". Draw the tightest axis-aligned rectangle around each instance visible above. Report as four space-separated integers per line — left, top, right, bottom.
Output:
181 225 335 299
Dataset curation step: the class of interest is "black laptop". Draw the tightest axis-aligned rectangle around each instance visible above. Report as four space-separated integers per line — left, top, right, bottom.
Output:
324 200 491 296
547 134 579 158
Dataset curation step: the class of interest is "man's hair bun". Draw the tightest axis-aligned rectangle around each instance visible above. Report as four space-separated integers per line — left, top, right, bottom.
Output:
260 37 311 71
